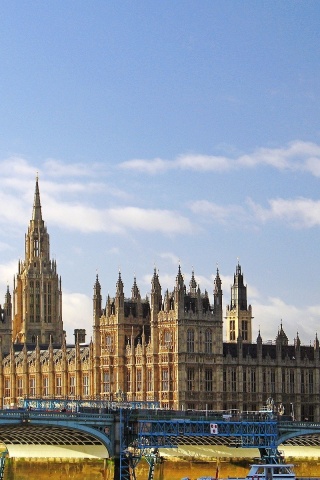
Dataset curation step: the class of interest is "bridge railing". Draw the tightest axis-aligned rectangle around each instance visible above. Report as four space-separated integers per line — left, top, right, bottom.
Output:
0 408 115 424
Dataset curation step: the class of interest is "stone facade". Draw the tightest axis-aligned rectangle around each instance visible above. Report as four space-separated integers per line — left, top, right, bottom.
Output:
0 178 318 422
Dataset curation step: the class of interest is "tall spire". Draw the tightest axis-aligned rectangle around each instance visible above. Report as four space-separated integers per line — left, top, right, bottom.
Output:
13 176 64 346
32 174 43 222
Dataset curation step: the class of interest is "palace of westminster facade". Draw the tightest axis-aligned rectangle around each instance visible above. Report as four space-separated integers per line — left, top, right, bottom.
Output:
0 178 318 421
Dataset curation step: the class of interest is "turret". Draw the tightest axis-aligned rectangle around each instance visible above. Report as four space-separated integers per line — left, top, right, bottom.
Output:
150 268 162 318
0 286 13 354
115 270 124 312
213 267 223 317
131 276 142 317
226 262 253 343
174 264 185 312
93 274 102 328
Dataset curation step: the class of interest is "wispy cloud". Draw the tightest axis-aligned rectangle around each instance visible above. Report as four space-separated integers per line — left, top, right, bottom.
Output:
249 197 320 228
43 158 96 178
190 197 320 229
0 157 194 236
44 200 195 235
119 141 320 176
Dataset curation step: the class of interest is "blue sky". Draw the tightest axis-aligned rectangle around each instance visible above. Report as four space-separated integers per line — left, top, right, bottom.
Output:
0 1 320 343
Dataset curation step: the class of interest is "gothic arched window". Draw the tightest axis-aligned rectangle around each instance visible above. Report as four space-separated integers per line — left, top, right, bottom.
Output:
105 334 113 351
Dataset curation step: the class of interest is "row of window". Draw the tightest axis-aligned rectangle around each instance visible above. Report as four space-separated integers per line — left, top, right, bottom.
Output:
223 368 314 394
4 375 90 398
103 368 215 393
104 328 216 354
29 281 53 323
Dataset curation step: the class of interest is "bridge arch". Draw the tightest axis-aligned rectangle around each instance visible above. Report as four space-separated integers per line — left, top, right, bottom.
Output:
0 420 113 459
278 428 320 447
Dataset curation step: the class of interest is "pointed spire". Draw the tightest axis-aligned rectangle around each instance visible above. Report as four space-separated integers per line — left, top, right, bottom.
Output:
189 268 197 293
257 328 262 344
32 174 43 222
94 273 101 290
214 266 222 294
131 275 140 300
116 269 124 294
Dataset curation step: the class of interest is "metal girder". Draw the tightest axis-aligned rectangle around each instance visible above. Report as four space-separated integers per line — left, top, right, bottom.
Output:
137 418 278 450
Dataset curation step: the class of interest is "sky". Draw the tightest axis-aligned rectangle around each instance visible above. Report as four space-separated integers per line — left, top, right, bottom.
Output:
0 1 320 344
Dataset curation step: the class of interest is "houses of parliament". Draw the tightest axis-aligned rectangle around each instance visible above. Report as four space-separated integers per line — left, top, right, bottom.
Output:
0 177 318 422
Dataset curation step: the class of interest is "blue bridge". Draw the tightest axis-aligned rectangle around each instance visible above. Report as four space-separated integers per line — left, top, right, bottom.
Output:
0 399 318 480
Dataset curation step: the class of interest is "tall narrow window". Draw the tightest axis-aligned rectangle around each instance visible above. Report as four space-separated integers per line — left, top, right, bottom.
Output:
205 329 212 354
251 369 256 393
187 368 195 391
47 283 52 323
309 371 314 394
33 238 39 257
17 377 23 397
30 377 36 397
282 370 286 394
103 371 110 393
164 330 172 349
242 320 248 341
161 369 169 391
69 376 75 396
230 320 235 341
231 369 237 392
301 371 305 394
56 376 62 396
244 369 247 392
187 329 194 353
289 370 295 394
205 369 213 392
147 369 153 391
82 374 89 396
223 370 227 392
4 378 10 398
43 376 49 397
30 281 34 323
105 334 113 351
35 281 40 323
270 369 276 394
136 369 142 392
126 369 131 392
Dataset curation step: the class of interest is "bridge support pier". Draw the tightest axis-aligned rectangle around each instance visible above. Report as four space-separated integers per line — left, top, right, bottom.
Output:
0 451 7 480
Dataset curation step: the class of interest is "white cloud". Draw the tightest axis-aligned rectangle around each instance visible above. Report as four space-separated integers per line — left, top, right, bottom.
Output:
189 196 320 230
44 159 99 178
62 292 92 342
119 158 169 174
119 140 320 176
249 197 320 228
0 157 194 236
107 207 194 234
0 261 18 291
44 200 195 235
253 297 320 346
176 154 231 172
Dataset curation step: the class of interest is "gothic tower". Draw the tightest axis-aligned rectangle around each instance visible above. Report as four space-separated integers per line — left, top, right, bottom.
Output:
226 262 253 343
12 176 63 345
0 286 13 354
